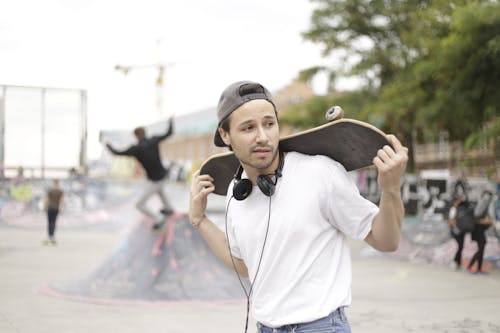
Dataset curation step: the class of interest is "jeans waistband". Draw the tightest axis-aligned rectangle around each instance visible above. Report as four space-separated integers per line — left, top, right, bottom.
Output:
257 306 348 332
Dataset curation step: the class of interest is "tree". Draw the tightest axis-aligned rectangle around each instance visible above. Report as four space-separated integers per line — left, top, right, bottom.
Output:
374 1 500 168
280 88 376 128
430 2 500 144
302 0 460 90
298 0 499 171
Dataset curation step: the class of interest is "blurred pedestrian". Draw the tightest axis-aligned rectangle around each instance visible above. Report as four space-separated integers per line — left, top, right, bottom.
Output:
448 178 472 270
43 179 64 245
467 190 494 274
448 197 468 269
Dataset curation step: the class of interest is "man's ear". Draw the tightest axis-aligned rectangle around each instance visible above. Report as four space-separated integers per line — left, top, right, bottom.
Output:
218 127 231 146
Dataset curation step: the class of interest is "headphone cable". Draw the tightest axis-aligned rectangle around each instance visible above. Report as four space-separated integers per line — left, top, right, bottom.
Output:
225 194 272 333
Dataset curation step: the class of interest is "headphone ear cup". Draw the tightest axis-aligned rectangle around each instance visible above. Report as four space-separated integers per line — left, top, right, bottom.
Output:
257 175 275 197
233 178 253 201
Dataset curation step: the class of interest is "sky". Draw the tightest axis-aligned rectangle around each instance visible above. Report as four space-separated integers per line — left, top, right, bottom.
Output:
0 0 334 162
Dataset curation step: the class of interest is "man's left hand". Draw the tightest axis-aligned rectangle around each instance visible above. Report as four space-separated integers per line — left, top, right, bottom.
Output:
373 134 408 193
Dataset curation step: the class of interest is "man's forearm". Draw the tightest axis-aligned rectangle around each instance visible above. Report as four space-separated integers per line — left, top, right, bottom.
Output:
368 190 404 252
107 144 132 156
195 216 248 277
159 119 174 140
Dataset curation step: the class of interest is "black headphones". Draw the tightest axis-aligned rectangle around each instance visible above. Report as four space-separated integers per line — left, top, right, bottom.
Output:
232 150 284 201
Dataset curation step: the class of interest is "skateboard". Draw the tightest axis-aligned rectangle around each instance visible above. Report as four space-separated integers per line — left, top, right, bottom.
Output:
200 106 391 196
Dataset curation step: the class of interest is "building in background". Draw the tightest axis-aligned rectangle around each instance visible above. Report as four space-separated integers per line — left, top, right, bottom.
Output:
100 79 315 179
0 84 87 179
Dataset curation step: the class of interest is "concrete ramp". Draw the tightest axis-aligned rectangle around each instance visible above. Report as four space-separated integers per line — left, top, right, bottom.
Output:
46 213 246 304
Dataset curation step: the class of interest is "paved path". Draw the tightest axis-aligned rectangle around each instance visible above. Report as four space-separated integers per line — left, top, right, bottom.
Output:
1 224 499 333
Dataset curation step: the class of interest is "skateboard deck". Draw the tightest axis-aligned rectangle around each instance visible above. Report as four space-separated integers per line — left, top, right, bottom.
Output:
200 108 390 196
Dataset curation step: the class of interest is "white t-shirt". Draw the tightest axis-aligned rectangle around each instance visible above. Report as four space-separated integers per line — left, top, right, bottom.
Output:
224 152 379 327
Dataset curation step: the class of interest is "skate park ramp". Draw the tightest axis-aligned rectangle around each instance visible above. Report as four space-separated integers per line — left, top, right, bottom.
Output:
41 187 247 304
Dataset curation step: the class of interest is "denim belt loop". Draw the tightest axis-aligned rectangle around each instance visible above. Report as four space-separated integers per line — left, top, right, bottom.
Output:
337 306 347 322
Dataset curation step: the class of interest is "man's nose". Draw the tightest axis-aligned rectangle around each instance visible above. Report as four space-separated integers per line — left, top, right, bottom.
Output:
255 125 269 143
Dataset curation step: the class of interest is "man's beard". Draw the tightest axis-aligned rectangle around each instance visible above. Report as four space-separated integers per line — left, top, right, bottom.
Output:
238 145 278 172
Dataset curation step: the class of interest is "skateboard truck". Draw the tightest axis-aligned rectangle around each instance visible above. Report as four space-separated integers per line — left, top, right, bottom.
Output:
325 105 344 122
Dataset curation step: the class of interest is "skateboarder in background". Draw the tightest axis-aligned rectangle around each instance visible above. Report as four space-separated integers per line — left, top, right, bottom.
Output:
43 179 64 245
106 116 175 229
189 81 408 332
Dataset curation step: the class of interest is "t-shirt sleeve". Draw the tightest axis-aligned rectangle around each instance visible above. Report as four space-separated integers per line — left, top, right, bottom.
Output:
224 183 242 259
320 157 379 240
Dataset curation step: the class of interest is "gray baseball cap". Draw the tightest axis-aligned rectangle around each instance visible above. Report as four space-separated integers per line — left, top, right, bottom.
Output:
213 81 275 147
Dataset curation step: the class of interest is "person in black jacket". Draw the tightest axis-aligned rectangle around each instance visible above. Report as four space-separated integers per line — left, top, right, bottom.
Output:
448 197 467 269
106 117 174 229
467 190 494 274
447 178 471 270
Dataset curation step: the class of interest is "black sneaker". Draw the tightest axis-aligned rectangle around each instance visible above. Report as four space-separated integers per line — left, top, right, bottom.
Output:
160 208 174 216
152 221 166 230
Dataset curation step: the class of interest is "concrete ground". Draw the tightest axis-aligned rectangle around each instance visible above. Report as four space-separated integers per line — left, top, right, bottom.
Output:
1 224 500 333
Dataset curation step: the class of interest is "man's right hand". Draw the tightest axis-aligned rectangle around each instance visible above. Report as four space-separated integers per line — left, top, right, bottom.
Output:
189 170 215 228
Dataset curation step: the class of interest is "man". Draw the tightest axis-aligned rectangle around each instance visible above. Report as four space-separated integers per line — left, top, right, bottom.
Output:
447 178 473 270
43 179 64 245
107 117 175 229
468 190 494 274
189 81 408 332
448 196 468 269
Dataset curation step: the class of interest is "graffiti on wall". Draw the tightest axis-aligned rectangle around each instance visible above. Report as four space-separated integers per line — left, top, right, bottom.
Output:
355 169 500 245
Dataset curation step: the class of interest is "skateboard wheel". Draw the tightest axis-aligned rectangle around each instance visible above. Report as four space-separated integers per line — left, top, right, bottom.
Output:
325 106 344 122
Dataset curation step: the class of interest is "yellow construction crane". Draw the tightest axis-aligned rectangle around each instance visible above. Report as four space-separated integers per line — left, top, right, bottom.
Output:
114 62 173 119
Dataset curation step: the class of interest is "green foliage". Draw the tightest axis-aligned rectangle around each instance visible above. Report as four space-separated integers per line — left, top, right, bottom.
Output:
299 0 500 170
303 0 464 88
280 91 377 128
281 96 334 128
432 2 500 140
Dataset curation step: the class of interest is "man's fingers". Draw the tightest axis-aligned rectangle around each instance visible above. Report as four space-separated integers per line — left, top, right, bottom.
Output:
386 134 404 152
201 184 215 194
193 183 214 200
190 169 215 197
198 179 214 192
193 170 214 182
197 173 214 183
383 145 395 158
376 148 392 164
372 156 386 171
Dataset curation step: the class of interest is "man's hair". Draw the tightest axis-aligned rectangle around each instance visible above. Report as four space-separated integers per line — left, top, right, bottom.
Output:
133 127 146 139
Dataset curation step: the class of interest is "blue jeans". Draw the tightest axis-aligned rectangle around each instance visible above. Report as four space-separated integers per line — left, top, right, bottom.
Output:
257 307 351 333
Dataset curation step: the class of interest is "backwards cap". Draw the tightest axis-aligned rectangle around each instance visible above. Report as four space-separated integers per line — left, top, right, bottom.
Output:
213 81 275 147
